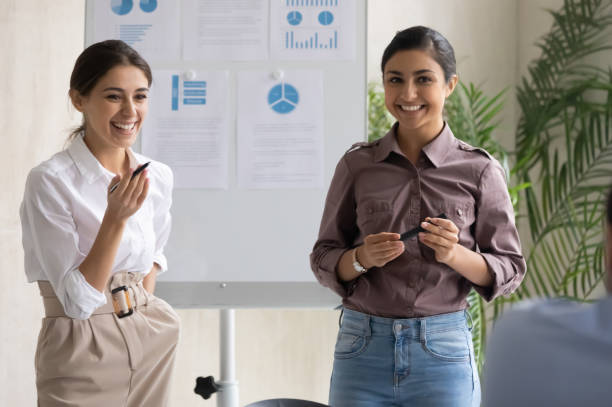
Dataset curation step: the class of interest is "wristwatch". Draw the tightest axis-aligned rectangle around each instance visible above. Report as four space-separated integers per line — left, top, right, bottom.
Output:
352 247 368 274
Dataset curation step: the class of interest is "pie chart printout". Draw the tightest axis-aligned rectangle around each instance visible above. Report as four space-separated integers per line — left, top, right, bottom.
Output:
268 83 299 114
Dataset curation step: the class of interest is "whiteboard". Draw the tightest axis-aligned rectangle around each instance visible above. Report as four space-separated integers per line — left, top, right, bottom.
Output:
85 0 366 308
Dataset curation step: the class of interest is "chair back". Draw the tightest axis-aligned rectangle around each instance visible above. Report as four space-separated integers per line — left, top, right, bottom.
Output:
244 398 329 407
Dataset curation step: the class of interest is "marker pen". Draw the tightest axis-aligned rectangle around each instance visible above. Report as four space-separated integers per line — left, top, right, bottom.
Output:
400 213 448 241
109 161 151 194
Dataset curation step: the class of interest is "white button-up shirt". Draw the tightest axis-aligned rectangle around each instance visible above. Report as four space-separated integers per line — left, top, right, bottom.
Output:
20 134 173 319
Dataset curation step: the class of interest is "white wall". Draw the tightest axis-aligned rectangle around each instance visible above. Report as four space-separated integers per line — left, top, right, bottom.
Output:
0 2 85 406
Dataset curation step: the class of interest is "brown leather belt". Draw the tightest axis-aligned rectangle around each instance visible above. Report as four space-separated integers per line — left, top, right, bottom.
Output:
37 273 149 318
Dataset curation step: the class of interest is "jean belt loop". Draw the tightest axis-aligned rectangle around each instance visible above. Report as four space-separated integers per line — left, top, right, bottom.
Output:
337 306 344 329
365 314 372 337
465 309 474 331
419 317 427 343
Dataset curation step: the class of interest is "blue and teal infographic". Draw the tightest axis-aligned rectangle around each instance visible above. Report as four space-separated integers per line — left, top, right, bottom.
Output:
139 0 157 13
268 83 299 114
287 11 303 26
318 11 334 25
172 75 207 111
110 0 157 45
111 0 132 15
111 0 157 15
282 0 340 50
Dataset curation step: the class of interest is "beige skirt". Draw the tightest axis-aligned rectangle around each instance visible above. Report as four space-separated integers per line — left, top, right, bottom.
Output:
35 272 180 407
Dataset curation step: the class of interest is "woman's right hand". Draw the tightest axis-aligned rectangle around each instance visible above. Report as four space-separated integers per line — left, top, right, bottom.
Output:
105 168 149 222
358 232 405 268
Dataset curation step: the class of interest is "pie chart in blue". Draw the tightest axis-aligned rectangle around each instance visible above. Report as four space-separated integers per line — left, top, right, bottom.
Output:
318 11 334 25
287 11 302 26
111 0 133 15
140 0 157 12
268 83 299 114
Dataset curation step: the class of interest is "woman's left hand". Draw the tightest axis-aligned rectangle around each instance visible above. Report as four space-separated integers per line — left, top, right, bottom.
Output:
418 216 460 264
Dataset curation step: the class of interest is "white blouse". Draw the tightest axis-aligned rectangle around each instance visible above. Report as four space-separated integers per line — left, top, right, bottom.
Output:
20 134 173 319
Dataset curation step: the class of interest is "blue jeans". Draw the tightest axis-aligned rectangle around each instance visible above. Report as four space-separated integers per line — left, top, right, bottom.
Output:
329 308 480 406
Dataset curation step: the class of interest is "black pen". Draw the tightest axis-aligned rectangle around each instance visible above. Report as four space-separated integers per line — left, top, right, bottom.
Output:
399 213 448 241
109 161 151 193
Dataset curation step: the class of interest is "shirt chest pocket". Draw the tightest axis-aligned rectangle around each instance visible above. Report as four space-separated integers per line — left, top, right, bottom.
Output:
356 199 393 236
438 201 475 238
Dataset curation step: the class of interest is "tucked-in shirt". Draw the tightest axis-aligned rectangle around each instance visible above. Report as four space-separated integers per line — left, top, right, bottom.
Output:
20 134 173 319
483 296 612 406
310 123 526 318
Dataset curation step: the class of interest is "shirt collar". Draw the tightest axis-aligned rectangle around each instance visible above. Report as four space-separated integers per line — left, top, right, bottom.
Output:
422 123 455 168
373 122 403 162
373 122 456 167
67 133 139 183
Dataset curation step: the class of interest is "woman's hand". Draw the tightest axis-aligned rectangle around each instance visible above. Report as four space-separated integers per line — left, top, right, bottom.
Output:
418 216 460 264
358 232 405 268
105 168 149 222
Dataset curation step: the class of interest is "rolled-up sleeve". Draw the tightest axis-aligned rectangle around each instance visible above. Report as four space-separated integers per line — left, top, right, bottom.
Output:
473 160 527 301
310 157 358 298
20 170 106 319
151 163 174 273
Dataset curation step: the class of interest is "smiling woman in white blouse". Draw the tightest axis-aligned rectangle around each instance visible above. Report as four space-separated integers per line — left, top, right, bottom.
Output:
20 40 179 407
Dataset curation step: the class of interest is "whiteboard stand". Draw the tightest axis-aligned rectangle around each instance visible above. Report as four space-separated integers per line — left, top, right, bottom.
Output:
217 308 239 407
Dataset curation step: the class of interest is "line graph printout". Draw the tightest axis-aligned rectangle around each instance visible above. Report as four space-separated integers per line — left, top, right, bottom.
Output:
237 70 324 189
270 0 355 60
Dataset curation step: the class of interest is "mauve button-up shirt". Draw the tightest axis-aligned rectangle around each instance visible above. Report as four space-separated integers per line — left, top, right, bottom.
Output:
310 123 526 318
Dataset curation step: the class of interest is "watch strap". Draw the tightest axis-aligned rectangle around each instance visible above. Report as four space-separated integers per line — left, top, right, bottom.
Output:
352 247 368 273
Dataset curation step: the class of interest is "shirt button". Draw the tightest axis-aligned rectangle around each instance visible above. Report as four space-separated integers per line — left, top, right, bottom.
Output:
368 208 373 214
457 208 463 216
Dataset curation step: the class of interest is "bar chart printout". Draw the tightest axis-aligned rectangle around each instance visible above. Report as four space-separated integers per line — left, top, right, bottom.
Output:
270 0 355 60
93 0 180 61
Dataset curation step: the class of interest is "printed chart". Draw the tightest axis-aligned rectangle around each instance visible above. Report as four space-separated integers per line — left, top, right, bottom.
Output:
271 0 355 59
171 76 207 111
93 0 180 61
268 83 299 114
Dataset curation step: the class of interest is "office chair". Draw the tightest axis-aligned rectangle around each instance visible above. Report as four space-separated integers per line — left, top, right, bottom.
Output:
244 398 329 407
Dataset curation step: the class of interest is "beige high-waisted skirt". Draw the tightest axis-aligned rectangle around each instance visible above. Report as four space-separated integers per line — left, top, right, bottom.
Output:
36 272 180 407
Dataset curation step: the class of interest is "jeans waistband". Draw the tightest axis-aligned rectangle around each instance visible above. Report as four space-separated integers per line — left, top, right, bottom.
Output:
340 308 470 338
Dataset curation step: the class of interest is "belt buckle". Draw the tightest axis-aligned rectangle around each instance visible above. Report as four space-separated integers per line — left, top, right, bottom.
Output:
111 285 134 318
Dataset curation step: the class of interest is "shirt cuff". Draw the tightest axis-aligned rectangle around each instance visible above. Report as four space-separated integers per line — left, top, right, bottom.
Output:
311 247 350 298
153 253 168 274
62 269 107 319
473 253 519 302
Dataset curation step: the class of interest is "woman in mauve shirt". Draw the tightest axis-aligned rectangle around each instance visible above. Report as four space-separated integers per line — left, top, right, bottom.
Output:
310 26 526 406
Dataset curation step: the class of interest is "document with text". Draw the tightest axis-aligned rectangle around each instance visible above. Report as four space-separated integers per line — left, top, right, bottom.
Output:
142 70 230 189
237 70 324 189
